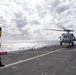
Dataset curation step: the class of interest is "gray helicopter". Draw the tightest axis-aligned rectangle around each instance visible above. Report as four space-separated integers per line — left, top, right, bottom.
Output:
45 28 76 47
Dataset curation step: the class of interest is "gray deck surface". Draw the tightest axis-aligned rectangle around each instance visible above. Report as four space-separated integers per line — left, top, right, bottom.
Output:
0 45 76 75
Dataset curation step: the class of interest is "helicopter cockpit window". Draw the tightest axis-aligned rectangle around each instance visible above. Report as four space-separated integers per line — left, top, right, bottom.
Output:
63 33 73 39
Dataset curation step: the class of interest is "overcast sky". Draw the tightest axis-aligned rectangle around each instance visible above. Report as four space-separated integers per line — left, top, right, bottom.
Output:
0 0 76 40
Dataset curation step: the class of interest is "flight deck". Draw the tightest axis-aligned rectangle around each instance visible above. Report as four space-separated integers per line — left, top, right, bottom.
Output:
0 45 76 75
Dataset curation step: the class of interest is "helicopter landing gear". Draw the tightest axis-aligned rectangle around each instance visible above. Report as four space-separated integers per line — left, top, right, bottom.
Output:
0 57 4 67
72 42 74 47
60 42 62 46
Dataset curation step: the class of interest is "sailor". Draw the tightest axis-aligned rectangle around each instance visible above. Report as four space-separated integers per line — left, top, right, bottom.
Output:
0 27 4 67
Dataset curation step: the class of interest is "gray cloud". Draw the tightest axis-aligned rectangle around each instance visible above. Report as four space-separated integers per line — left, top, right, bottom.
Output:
15 19 27 27
29 20 40 25
51 0 60 8
14 12 23 19
36 4 47 17
0 16 5 25
21 29 30 36
56 5 70 14
50 0 71 14
1 0 76 39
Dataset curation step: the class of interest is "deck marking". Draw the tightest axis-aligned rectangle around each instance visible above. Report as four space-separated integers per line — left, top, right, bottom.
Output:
0 48 65 69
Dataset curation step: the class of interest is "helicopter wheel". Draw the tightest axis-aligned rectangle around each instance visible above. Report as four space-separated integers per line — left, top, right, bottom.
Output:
72 42 74 47
60 42 62 45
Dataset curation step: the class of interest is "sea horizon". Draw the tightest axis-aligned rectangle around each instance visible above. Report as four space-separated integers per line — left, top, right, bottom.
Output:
0 39 60 53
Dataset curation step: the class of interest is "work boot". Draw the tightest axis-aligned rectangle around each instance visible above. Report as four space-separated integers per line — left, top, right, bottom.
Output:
0 61 4 67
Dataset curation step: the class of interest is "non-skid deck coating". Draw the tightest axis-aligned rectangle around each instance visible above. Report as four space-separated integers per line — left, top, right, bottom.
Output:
0 45 76 75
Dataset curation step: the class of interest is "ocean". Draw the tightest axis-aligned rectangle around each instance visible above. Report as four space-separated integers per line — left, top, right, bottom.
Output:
0 40 60 53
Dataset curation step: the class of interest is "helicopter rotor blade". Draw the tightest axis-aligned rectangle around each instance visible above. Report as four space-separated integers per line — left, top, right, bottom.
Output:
64 29 73 32
45 29 74 32
45 29 64 31
45 24 75 32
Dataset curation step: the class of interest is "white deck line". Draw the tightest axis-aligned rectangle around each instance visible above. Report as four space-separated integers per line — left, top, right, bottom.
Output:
0 48 65 69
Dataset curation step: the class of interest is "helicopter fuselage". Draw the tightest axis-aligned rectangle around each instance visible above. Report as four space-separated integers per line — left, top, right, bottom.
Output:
59 32 76 46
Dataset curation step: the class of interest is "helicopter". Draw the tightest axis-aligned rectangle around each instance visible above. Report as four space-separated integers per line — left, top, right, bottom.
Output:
45 28 76 47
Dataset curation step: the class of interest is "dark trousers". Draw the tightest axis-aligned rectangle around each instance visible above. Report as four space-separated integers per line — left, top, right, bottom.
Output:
0 56 3 66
